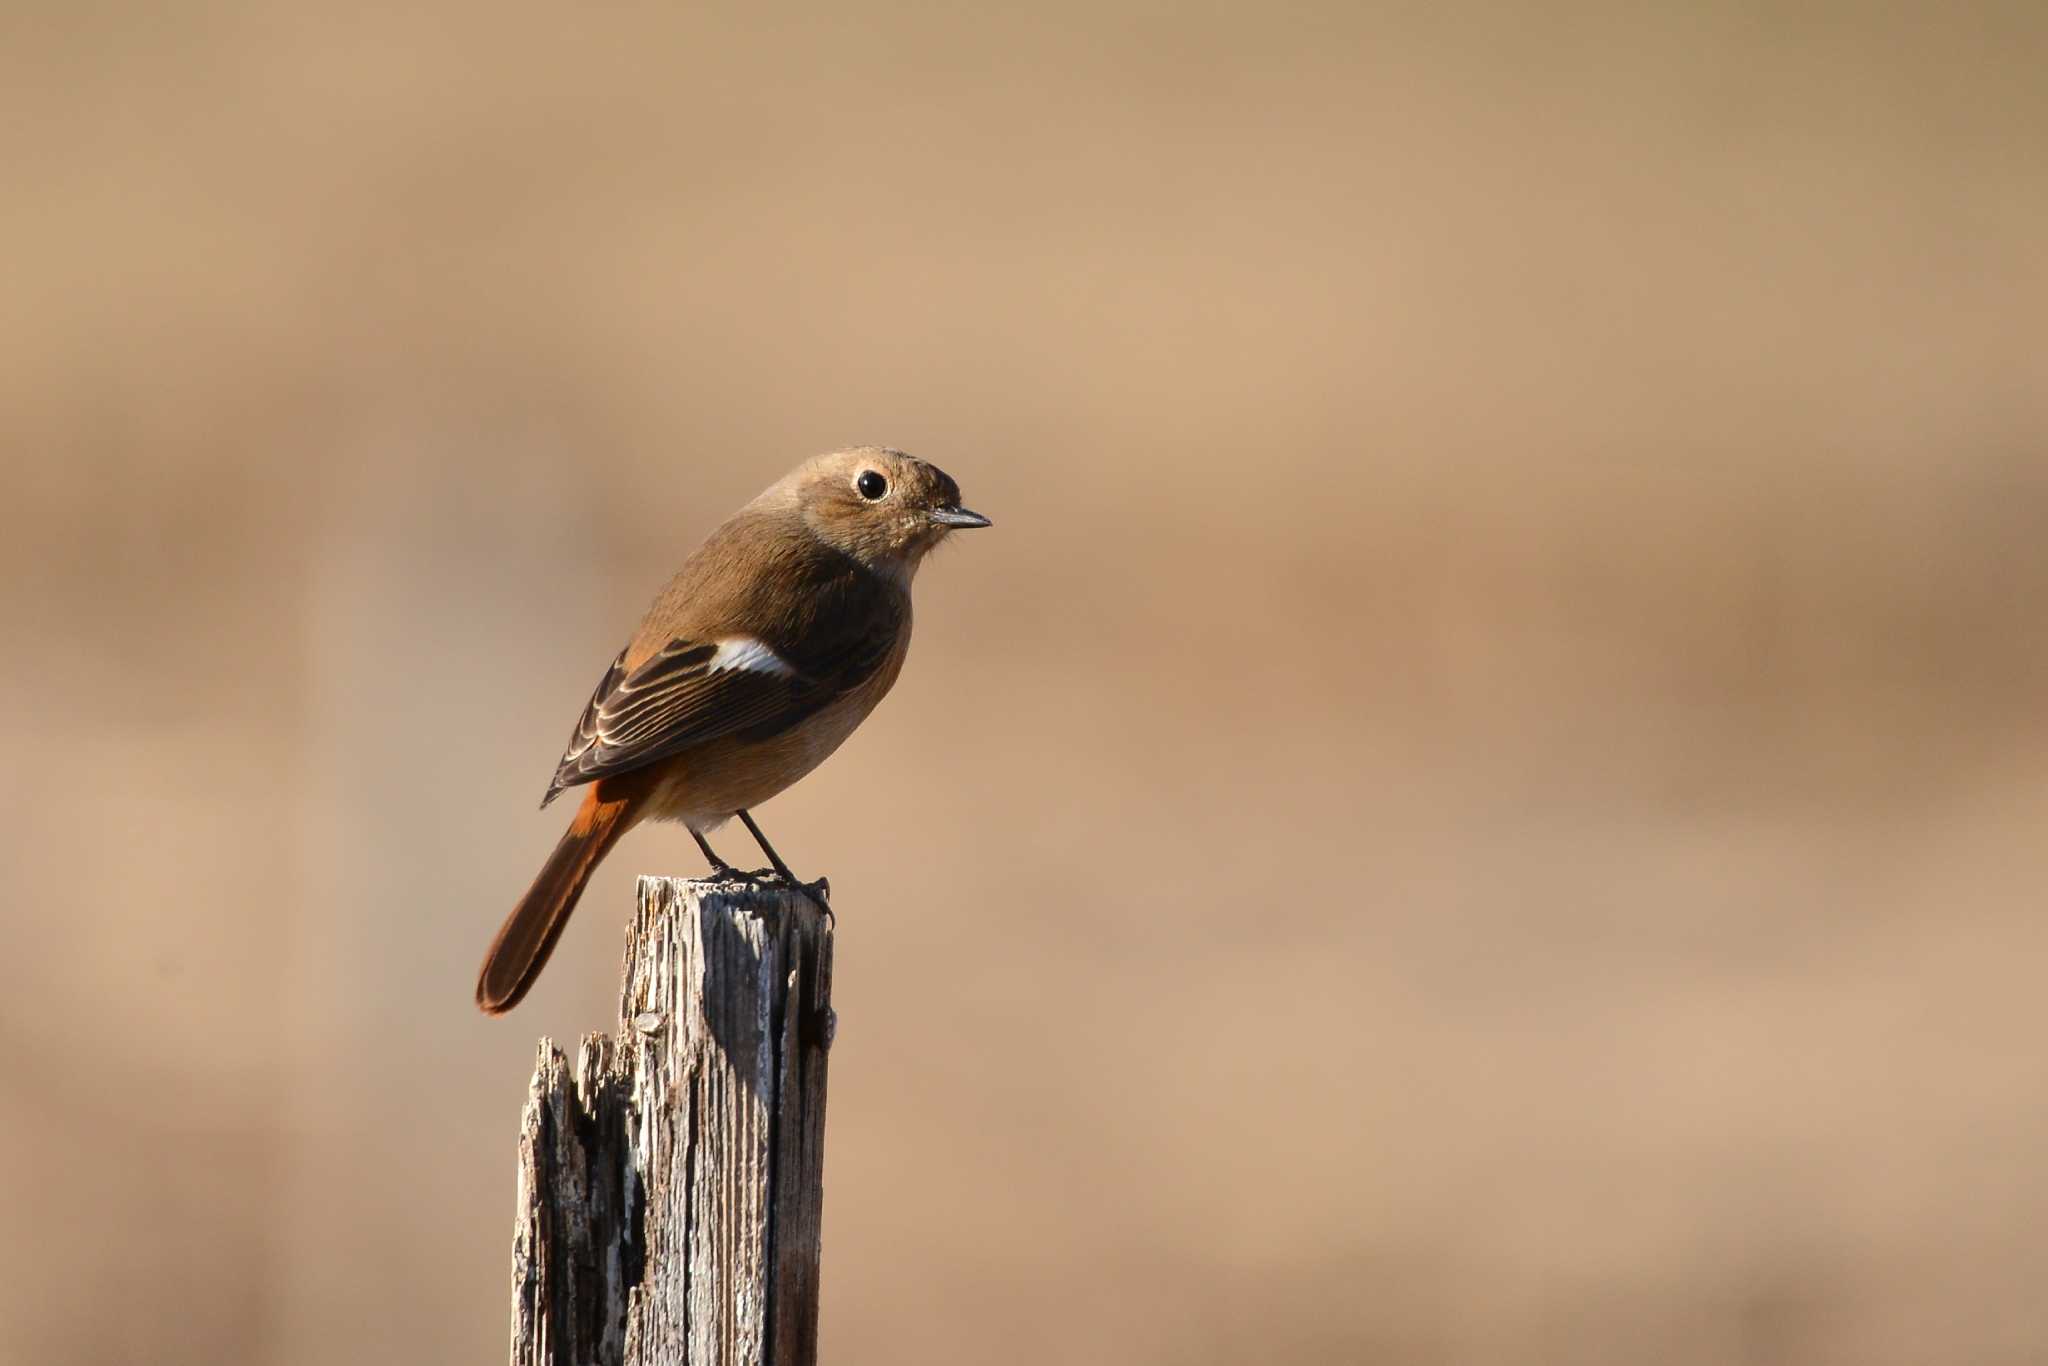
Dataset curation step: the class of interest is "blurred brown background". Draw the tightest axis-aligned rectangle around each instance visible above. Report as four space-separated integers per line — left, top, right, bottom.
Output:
4 2 2046 1363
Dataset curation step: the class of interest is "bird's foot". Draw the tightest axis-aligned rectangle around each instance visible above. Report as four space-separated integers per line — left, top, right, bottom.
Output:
699 863 833 926
766 869 834 928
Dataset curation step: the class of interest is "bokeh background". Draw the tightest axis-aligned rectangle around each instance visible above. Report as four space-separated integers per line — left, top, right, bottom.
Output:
5 3 2046 1363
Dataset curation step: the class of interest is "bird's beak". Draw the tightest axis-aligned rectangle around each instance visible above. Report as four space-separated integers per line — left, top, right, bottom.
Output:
930 505 992 530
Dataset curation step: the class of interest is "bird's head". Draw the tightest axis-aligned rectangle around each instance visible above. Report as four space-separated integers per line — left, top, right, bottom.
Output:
783 446 991 578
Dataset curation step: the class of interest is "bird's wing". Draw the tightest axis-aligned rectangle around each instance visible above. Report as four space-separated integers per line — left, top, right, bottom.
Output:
541 596 903 805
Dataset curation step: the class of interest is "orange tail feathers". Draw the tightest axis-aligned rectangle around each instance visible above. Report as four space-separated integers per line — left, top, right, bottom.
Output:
476 783 642 1015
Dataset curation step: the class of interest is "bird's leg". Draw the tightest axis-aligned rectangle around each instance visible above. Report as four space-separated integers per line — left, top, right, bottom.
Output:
690 827 740 878
736 808 800 883
736 808 833 924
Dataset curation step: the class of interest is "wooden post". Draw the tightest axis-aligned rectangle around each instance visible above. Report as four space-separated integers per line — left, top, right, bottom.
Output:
508 875 835 1366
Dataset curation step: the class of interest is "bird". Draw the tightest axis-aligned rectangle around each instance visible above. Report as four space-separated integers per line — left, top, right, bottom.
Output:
475 446 991 1014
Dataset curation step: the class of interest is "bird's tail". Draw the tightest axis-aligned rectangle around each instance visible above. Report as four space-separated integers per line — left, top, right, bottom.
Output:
475 783 640 1014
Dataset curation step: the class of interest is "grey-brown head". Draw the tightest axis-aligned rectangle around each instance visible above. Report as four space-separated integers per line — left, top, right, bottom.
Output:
771 446 990 577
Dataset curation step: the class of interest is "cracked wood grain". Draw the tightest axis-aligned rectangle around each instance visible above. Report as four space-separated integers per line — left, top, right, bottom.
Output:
509 875 834 1366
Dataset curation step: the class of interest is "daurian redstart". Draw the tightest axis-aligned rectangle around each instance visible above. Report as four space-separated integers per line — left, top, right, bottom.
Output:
476 447 990 1014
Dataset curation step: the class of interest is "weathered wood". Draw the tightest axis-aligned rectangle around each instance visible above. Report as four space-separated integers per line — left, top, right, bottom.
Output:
510 875 835 1366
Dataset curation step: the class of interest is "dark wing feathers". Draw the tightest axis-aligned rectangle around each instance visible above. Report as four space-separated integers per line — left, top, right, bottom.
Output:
603 642 796 747
542 640 798 803
541 562 905 805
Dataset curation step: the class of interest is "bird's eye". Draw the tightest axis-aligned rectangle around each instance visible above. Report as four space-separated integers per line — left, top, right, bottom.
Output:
856 470 888 500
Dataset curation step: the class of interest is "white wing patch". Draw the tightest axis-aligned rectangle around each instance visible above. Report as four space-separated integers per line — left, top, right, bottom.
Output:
707 636 797 677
